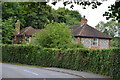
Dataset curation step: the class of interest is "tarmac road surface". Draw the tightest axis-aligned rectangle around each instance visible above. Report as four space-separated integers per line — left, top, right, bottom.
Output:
2 63 80 78
2 63 111 79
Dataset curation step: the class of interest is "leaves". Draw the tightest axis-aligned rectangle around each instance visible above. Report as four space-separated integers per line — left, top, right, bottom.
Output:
95 20 119 37
2 2 82 44
32 22 73 48
50 0 119 22
51 1 103 9
103 1 120 22
2 18 15 44
2 44 120 78
51 1 57 6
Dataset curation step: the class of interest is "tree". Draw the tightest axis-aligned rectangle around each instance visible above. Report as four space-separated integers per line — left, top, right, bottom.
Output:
110 37 120 47
51 1 102 9
2 2 82 44
95 20 119 37
51 8 81 26
2 2 52 29
2 2 26 28
64 15 80 26
2 18 15 44
32 22 73 48
103 1 120 22
51 0 120 22
2 2 82 29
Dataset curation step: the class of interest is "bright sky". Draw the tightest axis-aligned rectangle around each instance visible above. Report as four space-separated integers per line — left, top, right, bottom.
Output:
47 0 116 27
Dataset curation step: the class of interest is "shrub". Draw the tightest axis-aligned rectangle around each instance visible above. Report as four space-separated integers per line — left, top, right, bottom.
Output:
2 44 120 78
32 22 73 48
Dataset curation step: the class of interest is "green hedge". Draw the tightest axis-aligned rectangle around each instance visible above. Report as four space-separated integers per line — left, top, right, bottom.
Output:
2 44 120 78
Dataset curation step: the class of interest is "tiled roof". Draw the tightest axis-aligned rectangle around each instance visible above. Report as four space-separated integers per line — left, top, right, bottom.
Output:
15 27 40 36
70 24 112 39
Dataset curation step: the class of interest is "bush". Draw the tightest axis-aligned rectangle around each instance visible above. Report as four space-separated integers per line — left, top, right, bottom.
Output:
32 22 73 48
2 44 120 78
110 37 120 47
68 42 85 48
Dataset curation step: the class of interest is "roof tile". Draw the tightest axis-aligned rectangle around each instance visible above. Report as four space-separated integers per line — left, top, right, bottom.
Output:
15 27 40 36
70 24 112 39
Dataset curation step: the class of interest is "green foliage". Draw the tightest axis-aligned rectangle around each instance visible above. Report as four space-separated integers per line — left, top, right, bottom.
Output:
2 2 26 27
2 18 15 44
95 20 119 37
110 37 120 47
68 42 85 48
2 2 81 29
64 15 80 26
2 44 120 78
2 2 51 29
32 22 73 48
52 8 81 26
2 2 82 44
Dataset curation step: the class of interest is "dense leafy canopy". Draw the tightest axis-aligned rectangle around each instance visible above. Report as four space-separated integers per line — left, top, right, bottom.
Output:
2 18 15 44
2 2 81 44
32 22 72 48
95 20 120 37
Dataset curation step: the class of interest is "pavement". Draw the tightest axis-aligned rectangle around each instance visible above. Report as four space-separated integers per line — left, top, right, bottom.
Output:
44 67 110 78
2 63 112 79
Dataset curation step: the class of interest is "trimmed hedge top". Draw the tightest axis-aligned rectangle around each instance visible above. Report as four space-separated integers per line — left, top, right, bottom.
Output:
2 44 120 78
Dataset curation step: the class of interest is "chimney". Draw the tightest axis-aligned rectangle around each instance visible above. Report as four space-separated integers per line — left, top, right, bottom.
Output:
15 20 20 34
80 16 88 24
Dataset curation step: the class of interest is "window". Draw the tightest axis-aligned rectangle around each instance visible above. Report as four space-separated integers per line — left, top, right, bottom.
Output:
92 38 98 46
26 37 29 43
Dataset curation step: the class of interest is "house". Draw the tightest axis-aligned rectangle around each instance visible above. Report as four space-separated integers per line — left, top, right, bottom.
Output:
13 17 112 49
70 16 112 49
12 20 40 44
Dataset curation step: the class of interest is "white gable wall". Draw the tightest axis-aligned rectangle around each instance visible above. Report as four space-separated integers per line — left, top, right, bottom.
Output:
78 38 110 49
99 39 109 49
81 38 92 48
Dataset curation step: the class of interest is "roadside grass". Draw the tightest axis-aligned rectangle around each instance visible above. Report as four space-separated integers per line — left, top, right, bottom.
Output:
2 62 43 68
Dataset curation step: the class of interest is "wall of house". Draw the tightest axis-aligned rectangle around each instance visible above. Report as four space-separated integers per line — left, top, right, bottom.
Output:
75 37 110 49
81 38 92 48
99 39 110 49
13 35 26 44
12 36 22 44
13 36 33 44
29 37 32 43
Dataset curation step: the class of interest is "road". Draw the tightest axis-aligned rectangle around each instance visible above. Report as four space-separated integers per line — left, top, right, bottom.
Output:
2 63 80 78
2 63 111 79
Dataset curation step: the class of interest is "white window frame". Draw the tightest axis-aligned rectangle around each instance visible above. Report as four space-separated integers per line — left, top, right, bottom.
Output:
92 38 98 46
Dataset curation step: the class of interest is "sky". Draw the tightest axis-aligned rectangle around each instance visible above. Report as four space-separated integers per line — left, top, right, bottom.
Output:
47 0 116 27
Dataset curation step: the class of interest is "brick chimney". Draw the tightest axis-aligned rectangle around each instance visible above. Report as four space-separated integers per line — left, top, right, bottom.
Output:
80 16 88 24
15 20 20 34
